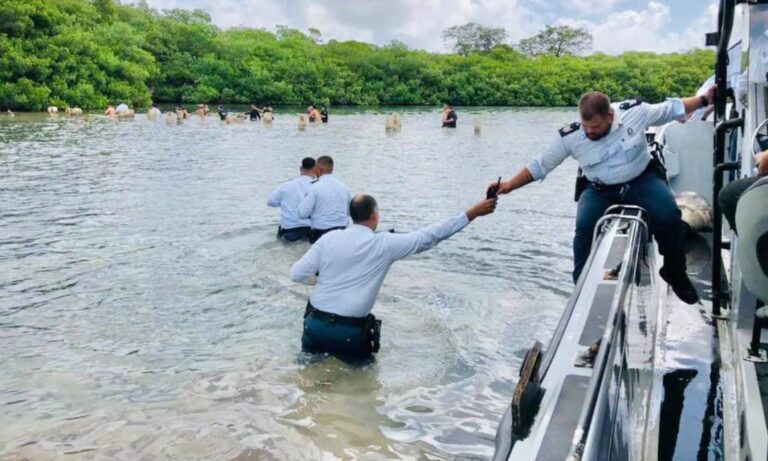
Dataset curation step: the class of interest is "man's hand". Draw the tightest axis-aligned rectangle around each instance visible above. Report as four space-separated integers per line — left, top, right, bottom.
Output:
487 169 534 196
466 198 497 221
704 84 716 106
488 179 512 195
757 150 768 176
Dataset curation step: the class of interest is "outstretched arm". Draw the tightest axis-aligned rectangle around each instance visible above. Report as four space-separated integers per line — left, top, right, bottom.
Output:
385 198 497 261
495 168 535 195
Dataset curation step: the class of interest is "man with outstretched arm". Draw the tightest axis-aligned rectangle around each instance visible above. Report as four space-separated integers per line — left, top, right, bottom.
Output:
290 194 497 363
489 87 716 304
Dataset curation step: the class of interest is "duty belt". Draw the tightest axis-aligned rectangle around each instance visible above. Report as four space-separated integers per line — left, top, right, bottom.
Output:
304 301 369 327
589 158 663 192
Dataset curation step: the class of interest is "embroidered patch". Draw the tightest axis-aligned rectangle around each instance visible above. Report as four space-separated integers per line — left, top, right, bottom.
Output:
559 121 581 137
619 100 642 110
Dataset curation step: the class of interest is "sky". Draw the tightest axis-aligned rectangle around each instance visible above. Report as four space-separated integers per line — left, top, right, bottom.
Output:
130 0 720 55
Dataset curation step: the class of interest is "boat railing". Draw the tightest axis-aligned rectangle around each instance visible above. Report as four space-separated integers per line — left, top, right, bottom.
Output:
566 206 649 460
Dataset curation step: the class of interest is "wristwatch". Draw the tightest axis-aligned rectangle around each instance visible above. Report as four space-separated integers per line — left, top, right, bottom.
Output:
700 95 709 107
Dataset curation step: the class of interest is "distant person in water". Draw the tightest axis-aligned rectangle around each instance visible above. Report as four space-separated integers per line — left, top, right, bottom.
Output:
247 104 261 121
193 104 208 117
217 105 228 121
442 103 457 128
104 105 116 117
308 104 322 123
267 157 316 242
176 106 189 119
148 104 161 120
320 106 328 123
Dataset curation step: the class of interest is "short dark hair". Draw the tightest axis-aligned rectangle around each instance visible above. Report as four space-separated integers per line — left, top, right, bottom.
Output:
350 194 378 223
316 155 333 171
579 92 612 120
301 157 315 170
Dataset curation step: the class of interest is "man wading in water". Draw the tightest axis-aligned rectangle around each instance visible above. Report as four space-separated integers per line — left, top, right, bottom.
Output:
290 194 497 363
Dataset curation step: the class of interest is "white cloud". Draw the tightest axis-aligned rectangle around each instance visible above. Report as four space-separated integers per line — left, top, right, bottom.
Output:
563 0 625 12
132 0 716 54
558 1 718 54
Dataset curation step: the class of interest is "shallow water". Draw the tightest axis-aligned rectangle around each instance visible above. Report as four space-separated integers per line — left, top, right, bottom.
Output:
0 108 578 460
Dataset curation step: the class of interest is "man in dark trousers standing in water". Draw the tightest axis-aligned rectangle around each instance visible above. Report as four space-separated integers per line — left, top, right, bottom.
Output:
291 194 497 362
298 156 352 243
489 87 716 304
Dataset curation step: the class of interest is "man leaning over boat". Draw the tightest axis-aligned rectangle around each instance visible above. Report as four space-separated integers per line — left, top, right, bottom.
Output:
489 87 717 304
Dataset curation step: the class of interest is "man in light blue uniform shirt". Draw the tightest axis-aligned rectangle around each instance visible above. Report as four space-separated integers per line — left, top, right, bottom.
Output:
490 88 715 304
291 194 497 362
267 157 315 242
298 155 353 243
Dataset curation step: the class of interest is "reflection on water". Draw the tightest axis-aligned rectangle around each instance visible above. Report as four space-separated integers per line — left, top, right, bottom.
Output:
0 108 576 459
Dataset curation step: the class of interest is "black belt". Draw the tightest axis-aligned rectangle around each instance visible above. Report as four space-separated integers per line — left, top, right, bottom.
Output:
304 301 368 327
589 157 664 192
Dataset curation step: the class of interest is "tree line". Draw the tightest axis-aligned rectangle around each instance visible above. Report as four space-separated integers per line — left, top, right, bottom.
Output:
0 0 714 111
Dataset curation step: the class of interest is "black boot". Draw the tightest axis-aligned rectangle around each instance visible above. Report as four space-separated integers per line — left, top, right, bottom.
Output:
660 266 700 305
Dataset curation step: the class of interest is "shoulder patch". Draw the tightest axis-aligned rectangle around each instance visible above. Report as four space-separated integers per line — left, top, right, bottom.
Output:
559 122 580 137
619 99 642 110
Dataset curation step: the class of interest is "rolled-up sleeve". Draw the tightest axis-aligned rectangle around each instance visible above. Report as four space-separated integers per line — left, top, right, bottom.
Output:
528 135 570 181
384 212 470 262
641 98 686 127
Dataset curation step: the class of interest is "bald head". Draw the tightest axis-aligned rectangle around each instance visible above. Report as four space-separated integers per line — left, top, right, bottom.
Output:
350 194 379 229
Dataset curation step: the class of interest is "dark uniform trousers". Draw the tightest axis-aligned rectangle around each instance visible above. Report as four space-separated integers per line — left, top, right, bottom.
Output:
718 176 761 235
277 226 311 242
308 226 346 244
573 166 685 283
301 302 381 363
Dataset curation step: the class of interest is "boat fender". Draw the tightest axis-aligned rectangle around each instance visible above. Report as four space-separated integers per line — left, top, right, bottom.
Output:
512 340 543 436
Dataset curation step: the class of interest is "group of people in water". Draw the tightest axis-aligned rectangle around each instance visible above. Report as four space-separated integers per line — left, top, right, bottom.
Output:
99 102 332 126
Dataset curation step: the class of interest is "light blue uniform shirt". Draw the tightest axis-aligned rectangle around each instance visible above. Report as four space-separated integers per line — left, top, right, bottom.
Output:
290 213 470 317
267 175 313 229
298 174 352 230
528 99 686 185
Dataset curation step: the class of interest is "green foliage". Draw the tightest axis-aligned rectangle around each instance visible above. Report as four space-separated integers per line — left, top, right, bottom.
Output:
0 0 715 110
517 25 593 57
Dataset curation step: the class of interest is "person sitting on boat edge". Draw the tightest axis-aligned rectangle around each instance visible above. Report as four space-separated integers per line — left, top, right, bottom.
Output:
298 156 353 244
489 87 717 305
290 194 497 363
719 149 768 235
267 157 316 242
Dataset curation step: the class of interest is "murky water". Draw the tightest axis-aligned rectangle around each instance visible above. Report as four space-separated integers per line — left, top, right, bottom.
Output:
0 107 578 460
